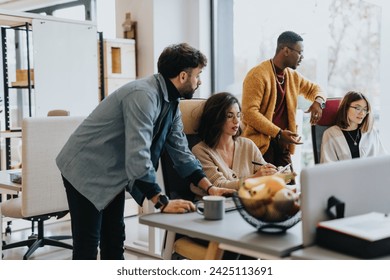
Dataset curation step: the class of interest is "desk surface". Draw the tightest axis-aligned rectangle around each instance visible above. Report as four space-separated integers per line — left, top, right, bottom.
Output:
139 210 302 258
0 169 22 193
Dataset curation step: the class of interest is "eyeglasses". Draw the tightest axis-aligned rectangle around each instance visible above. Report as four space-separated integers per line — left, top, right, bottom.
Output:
350 106 369 115
287 46 304 56
226 112 243 120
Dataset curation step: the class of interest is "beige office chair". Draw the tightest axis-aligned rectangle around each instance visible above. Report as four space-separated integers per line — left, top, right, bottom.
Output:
47 109 70 117
1 116 84 259
14 109 71 237
160 98 209 260
11 110 70 169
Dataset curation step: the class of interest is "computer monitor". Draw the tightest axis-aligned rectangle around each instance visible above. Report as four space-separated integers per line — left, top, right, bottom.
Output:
300 155 390 246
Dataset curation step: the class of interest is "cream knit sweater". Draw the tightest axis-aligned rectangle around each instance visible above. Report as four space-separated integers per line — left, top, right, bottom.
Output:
192 137 267 190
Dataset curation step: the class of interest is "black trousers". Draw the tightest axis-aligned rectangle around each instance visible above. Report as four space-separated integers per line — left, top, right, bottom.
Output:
263 139 296 185
62 176 126 260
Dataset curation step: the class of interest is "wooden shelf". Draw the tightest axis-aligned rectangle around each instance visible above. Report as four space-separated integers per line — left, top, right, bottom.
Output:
0 130 22 138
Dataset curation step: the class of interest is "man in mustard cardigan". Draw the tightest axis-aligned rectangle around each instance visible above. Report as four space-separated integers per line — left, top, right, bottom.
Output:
242 31 326 177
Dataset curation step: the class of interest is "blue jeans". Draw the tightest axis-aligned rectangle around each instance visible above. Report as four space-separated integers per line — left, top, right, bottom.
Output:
62 176 126 260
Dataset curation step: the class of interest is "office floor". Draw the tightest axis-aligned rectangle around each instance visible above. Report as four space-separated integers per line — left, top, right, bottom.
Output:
1 216 160 260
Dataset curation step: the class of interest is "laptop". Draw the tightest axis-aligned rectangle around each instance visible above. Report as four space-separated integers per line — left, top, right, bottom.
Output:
300 155 390 247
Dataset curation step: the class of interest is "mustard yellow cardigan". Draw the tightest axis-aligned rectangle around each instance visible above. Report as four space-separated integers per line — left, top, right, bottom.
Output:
242 59 325 154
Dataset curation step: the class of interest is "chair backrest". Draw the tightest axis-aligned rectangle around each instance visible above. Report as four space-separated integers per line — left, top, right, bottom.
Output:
47 109 70 116
160 98 206 201
311 98 341 164
300 155 390 247
21 116 84 217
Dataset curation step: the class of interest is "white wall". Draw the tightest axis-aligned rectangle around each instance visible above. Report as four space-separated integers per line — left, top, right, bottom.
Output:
380 2 390 152
115 0 212 98
96 0 116 39
115 0 154 79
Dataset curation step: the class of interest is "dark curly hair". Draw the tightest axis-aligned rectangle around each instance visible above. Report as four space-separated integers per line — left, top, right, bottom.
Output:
157 43 207 78
276 31 303 53
197 92 242 148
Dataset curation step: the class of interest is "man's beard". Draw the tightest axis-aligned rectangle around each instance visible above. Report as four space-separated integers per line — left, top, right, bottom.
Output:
182 91 194 99
180 84 198 99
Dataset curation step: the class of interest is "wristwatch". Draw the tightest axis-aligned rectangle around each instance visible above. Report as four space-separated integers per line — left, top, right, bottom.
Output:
154 194 169 210
315 97 326 109
276 129 282 141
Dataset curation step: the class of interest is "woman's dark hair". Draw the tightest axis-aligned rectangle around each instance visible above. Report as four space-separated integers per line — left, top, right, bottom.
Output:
197 92 242 148
157 43 207 78
335 90 373 133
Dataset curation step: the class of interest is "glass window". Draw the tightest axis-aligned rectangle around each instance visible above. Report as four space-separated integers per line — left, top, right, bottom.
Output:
213 0 382 168
52 5 86 21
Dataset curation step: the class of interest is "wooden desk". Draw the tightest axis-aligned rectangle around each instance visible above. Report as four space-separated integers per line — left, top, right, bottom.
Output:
0 169 21 260
0 169 22 194
0 131 22 138
139 210 303 260
0 130 22 170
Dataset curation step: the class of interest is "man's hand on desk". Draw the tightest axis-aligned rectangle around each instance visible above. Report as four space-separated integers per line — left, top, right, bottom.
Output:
162 199 196 214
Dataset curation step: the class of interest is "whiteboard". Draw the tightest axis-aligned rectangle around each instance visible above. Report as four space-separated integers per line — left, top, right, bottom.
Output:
32 19 99 117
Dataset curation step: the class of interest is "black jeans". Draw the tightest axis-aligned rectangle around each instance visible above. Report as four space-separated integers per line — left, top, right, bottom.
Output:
263 139 296 185
62 176 126 260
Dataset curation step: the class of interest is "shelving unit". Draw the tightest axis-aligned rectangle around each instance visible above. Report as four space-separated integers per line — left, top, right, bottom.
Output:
98 37 136 98
1 22 33 170
0 11 100 172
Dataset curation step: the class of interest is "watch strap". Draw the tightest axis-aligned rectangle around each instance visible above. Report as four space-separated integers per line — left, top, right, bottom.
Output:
276 129 282 141
315 97 326 109
154 194 169 209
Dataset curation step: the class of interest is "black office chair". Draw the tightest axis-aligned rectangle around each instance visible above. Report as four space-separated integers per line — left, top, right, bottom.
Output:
160 98 205 201
311 98 341 164
160 98 209 260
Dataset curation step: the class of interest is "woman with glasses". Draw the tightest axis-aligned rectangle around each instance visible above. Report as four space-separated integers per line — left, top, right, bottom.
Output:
191 92 277 195
321 91 386 163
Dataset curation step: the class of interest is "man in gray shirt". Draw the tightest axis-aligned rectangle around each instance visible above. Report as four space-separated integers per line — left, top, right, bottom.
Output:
56 43 234 260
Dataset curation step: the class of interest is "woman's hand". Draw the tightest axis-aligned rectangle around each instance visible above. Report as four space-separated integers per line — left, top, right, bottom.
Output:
161 199 195 213
253 163 277 177
208 186 236 197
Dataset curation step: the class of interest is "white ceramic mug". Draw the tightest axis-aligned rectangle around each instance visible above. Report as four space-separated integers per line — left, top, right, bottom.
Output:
196 196 225 220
